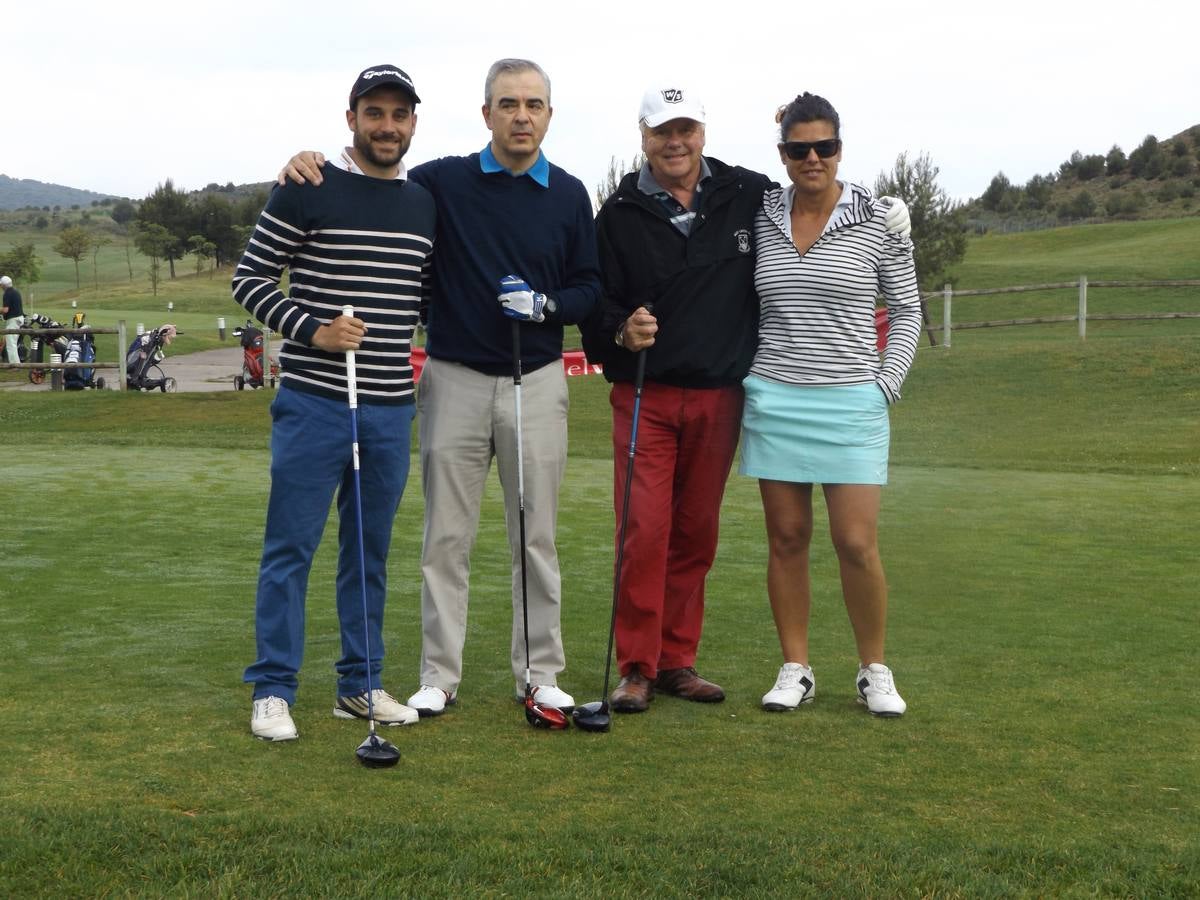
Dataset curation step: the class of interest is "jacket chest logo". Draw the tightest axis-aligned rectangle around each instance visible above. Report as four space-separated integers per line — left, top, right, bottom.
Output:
734 228 751 254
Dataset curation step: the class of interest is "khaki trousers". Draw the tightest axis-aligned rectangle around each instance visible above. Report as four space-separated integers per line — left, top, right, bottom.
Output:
416 355 568 694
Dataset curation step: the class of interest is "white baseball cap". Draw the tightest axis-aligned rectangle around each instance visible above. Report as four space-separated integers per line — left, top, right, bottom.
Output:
0 276 11 287
638 85 705 129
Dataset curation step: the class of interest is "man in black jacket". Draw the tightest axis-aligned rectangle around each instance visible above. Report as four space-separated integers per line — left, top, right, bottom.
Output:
581 85 771 713
581 85 908 713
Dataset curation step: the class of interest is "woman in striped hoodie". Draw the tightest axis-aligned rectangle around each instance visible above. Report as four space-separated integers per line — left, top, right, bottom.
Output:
742 93 922 718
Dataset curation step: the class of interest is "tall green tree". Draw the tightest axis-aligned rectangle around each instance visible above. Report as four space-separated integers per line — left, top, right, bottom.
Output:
137 180 190 278
52 226 93 290
110 199 137 226
0 243 42 287
132 223 174 296
192 193 240 268
187 235 217 277
875 152 968 291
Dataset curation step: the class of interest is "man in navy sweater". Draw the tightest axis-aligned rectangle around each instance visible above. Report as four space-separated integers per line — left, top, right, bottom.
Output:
236 65 436 742
281 59 601 717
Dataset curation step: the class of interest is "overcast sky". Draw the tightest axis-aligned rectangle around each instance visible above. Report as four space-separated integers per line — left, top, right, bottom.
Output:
3 0 1196 204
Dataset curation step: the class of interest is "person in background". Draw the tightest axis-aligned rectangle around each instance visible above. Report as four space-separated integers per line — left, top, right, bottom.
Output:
2 275 26 366
744 92 921 718
236 64 435 742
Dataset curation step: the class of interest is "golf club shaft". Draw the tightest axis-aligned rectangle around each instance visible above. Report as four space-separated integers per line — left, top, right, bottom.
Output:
601 345 648 699
343 305 375 734
510 321 533 691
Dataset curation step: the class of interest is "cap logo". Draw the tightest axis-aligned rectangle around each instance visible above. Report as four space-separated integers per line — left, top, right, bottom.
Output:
661 89 684 104
362 68 413 88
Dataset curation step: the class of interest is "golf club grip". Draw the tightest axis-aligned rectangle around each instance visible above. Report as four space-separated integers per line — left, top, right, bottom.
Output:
342 305 358 409
510 319 522 385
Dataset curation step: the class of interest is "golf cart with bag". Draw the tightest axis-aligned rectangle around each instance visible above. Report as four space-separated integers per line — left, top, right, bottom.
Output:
126 324 179 392
62 324 106 390
24 313 69 384
231 319 277 390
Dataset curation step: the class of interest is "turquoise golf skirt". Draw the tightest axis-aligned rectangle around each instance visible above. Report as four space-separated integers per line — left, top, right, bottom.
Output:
739 376 890 485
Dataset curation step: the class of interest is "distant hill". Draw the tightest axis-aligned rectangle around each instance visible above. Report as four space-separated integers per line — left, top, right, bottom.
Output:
0 174 120 211
962 125 1200 233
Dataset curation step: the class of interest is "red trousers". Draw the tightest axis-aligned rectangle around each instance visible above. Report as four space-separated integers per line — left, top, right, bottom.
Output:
610 381 743 678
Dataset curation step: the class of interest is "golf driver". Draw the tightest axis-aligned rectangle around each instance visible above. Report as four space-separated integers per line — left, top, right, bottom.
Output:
343 304 401 768
511 319 569 731
574 306 651 733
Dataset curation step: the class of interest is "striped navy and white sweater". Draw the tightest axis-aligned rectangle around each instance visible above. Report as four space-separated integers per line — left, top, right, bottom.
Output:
751 182 921 403
232 164 436 404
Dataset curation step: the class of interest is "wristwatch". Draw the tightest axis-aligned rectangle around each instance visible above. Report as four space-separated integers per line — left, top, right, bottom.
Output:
614 323 626 348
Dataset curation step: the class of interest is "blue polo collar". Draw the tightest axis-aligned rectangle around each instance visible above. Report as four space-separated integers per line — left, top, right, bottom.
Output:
480 144 550 187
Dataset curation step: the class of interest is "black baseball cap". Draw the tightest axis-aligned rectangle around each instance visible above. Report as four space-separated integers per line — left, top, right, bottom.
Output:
349 65 421 109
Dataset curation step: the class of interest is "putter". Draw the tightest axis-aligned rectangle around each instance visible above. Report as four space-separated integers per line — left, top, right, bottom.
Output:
575 308 651 733
342 305 401 768
511 319 569 731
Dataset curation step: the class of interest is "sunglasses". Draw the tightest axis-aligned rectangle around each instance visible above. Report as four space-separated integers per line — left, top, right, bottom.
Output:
780 139 842 160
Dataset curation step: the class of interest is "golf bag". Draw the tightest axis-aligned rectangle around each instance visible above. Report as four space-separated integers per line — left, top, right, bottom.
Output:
24 314 69 384
63 327 105 390
231 320 277 390
126 324 179 392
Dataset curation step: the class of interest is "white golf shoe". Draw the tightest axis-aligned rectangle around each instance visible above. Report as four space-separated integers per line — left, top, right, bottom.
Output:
856 663 907 717
762 662 816 711
516 684 575 712
251 696 298 741
334 689 419 726
407 684 456 717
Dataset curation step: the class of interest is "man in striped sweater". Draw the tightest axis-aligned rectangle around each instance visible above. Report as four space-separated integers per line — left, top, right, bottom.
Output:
234 65 436 742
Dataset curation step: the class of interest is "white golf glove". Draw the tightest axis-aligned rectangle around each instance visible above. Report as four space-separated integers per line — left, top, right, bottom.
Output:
498 275 548 323
879 196 911 236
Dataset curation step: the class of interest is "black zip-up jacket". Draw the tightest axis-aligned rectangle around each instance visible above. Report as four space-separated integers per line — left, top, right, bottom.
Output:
581 157 772 387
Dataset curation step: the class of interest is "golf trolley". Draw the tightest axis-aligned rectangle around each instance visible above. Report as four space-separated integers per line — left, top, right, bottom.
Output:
24 313 69 384
126 324 179 392
231 320 277 390
63 325 106 390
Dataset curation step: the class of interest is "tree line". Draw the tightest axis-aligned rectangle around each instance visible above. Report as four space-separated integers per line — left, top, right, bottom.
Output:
0 180 268 296
976 128 1200 223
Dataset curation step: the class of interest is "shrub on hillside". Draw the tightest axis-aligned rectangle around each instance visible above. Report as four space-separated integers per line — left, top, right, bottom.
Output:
1076 155 1106 180
1059 190 1096 219
1105 145 1127 175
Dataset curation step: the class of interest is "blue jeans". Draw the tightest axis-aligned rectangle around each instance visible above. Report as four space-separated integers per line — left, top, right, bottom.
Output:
244 386 415 705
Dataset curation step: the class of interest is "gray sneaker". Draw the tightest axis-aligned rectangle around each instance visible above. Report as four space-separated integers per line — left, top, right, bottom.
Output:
334 689 419 726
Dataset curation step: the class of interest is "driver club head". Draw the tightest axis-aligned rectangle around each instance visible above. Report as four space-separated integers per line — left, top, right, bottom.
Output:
355 732 401 768
572 700 611 733
524 692 570 730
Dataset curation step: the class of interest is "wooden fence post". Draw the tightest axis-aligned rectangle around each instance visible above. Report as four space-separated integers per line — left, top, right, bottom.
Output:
263 328 271 388
118 320 127 391
1078 275 1088 340
942 284 952 348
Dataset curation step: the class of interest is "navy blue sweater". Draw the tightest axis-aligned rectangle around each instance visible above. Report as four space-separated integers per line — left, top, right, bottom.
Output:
232 166 436 404
409 153 601 375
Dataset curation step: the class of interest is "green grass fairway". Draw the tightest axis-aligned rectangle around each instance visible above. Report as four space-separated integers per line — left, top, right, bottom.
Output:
1 316 1197 896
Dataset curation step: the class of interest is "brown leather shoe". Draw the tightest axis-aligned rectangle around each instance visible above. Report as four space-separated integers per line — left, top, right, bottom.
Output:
654 667 725 703
609 669 653 713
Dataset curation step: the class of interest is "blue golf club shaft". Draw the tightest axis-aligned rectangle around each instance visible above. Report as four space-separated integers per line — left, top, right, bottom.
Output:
343 305 377 736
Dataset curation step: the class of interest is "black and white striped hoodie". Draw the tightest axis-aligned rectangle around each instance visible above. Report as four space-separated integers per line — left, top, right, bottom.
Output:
751 182 921 403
